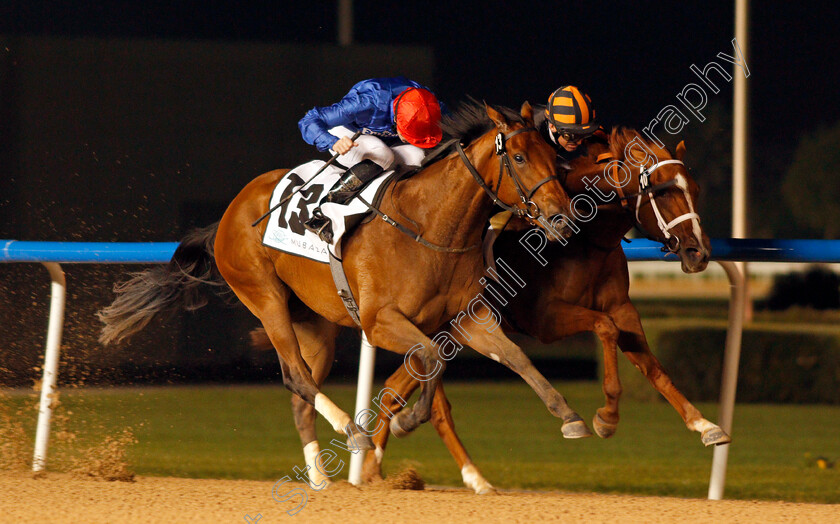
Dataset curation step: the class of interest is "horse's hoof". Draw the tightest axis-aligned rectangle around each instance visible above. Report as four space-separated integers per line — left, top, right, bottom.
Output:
389 414 414 438
475 484 497 495
310 477 333 490
701 426 732 447
561 419 593 439
345 423 376 451
593 412 618 439
461 464 496 495
348 433 375 452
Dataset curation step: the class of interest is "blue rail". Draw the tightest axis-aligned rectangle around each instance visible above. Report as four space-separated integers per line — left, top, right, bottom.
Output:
623 238 840 262
1 240 180 263
2 238 840 264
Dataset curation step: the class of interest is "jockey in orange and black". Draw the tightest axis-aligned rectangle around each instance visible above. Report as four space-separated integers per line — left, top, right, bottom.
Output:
534 85 607 167
299 77 444 243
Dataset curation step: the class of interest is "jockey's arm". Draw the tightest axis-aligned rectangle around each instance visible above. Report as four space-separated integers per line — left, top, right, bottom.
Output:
298 88 377 152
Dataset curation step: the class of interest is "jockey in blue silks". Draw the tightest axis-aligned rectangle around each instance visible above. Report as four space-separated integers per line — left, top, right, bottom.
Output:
298 76 444 243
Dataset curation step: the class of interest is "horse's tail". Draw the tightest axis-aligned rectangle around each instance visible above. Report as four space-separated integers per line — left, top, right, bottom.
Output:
248 327 274 351
97 222 230 346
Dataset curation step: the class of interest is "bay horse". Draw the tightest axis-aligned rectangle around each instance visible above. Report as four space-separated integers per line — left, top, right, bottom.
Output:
254 127 732 493
99 101 594 474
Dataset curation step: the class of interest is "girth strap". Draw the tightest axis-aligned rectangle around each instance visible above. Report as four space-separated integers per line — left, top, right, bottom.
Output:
329 251 362 327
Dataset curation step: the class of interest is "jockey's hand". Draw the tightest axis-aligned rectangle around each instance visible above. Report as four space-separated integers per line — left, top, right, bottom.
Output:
333 136 357 155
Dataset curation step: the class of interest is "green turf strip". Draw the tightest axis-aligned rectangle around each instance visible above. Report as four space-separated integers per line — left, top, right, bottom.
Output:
2 382 838 503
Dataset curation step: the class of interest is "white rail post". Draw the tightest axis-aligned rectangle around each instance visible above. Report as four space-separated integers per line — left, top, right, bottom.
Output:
348 331 376 485
708 260 746 499
32 262 66 473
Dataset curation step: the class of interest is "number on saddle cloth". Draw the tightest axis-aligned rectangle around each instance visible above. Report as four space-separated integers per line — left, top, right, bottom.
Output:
261 160 398 263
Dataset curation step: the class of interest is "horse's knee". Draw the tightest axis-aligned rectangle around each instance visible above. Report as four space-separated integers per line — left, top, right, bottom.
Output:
593 316 620 343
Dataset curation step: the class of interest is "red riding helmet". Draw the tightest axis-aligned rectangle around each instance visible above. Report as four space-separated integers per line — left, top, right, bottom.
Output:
393 87 443 149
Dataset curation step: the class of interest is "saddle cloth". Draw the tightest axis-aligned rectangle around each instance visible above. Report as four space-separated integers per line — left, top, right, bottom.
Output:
261 160 394 263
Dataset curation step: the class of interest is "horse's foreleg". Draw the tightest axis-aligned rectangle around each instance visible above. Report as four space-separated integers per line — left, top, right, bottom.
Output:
361 361 494 494
610 301 731 446
451 315 591 439
533 302 623 438
430 380 495 494
361 359 420 483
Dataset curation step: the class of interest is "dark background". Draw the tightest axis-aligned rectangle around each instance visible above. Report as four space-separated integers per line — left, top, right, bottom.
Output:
1 1 838 385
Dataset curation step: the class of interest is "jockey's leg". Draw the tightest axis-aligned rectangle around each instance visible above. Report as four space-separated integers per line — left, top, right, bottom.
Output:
323 160 383 204
305 128 395 243
304 160 384 242
330 126 395 170
391 143 426 168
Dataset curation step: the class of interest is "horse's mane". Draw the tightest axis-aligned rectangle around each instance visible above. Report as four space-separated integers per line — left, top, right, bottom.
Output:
424 97 523 163
608 126 671 163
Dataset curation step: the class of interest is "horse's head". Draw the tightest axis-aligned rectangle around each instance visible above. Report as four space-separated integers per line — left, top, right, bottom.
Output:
478 101 574 240
609 128 710 273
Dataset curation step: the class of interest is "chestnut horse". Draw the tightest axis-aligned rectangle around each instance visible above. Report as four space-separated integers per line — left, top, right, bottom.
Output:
255 127 732 493
360 128 732 490
99 101 594 475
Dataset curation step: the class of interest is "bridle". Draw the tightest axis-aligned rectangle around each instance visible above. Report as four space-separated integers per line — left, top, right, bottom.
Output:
615 159 702 254
456 126 557 220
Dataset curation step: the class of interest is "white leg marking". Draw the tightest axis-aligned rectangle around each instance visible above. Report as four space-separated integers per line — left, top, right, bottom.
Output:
303 441 331 488
489 352 500 362
461 464 495 494
688 418 717 433
314 393 352 434
375 445 384 465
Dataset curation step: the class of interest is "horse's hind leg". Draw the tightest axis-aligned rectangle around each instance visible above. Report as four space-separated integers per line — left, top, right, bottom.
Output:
223 268 373 450
610 301 731 446
290 317 341 488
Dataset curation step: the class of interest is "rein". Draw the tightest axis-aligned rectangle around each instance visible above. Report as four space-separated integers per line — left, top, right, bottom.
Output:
356 192 479 253
356 125 556 253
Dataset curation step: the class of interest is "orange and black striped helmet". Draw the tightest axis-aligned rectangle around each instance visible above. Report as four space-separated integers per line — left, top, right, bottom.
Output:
546 85 597 135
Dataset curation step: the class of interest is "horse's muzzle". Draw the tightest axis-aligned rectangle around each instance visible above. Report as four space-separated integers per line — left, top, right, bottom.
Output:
680 245 710 273
544 214 576 242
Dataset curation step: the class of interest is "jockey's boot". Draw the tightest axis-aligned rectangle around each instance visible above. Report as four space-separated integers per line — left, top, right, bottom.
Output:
304 160 384 243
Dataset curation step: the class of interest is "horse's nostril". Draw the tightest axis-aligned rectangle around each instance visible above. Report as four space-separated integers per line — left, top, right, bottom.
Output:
685 247 707 261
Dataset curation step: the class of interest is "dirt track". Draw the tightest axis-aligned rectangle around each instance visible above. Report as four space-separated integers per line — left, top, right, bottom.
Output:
2 472 838 523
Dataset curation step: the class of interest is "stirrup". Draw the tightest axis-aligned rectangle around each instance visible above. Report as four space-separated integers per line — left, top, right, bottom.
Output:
304 212 333 243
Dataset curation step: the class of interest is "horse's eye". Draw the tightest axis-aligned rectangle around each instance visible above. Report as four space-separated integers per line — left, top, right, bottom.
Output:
513 154 525 163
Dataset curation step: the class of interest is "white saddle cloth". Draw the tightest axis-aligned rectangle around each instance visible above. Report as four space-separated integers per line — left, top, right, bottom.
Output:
261 160 393 263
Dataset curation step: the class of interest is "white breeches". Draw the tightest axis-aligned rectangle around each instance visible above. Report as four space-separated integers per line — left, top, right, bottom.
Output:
328 126 426 170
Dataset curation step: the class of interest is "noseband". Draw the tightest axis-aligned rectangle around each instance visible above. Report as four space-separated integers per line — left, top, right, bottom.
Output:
618 159 702 254
456 127 556 220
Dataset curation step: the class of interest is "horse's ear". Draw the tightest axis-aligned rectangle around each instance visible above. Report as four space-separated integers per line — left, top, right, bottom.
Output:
520 101 534 123
676 140 687 161
485 102 510 133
